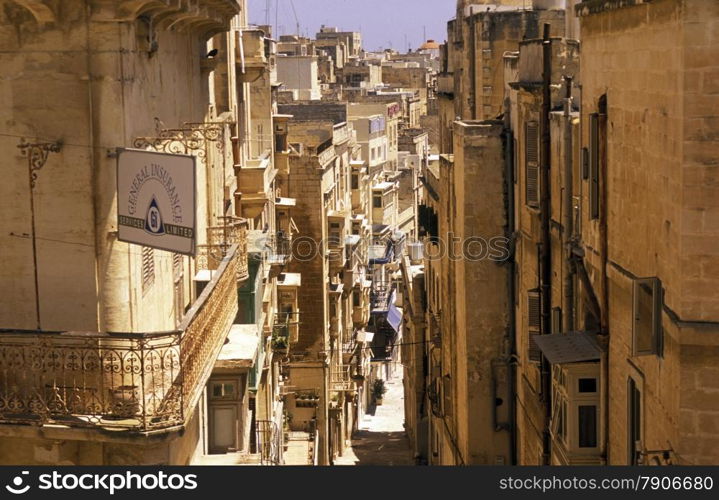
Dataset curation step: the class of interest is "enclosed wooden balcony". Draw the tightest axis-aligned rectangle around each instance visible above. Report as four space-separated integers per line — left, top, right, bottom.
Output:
236 28 269 82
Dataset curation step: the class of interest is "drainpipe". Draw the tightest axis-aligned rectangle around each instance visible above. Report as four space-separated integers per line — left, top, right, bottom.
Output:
503 99 518 465
598 96 610 465
562 77 574 332
470 15 477 120
539 23 552 466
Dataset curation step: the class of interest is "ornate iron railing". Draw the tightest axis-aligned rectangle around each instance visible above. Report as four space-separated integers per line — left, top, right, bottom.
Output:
255 420 281 466
330 365 353 392
0 246 239 432
272 312 300 346
197 219 249 281
133 121 228 165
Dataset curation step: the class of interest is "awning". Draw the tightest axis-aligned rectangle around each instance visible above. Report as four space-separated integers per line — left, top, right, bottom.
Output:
387 291 402 333
372 181 395 191
345 235 361 246
357 329 375 343
533 332 602 365
275 197 296 207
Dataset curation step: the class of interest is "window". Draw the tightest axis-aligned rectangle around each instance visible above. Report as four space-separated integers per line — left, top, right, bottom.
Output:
141 246 155 291
173 279 184 326
527 290 541 362
581 147 589 180
513 137 518 184
351 173 359 190
210 380 237 401
578 378 597 393
172 253 183 279
353 291 361 308
525 121 539 208
329 222 342 247
578 405 598 448
442 374 453 418
552 364 601 459
373 193 383 208
628 377 642 465
371 148 376 161
632 277 663 356
552 307 562 334
589 112 601 220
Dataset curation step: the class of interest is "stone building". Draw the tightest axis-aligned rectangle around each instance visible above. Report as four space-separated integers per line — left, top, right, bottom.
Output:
437 0 565 153
276 54 321 101
0 0 246 465
316 26 362 58
0 0 298 466
406 0 719 468
275 101 369 465
572 0 719 466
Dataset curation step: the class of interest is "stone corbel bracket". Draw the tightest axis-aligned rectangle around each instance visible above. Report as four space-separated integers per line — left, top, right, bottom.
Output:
117 0 239 38
9 0 57 24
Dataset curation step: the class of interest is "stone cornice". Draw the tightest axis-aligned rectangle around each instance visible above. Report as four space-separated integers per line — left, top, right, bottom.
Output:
575 0 652 17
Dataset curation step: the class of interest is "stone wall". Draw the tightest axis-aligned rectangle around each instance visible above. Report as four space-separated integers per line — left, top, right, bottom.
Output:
0 0 231 333
579 0 719 465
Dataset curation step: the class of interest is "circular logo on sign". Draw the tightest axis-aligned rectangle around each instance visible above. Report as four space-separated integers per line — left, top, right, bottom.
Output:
145 197 165 235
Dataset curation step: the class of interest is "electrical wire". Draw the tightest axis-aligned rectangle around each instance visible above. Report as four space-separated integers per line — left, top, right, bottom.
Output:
0 131 280 151
6 232 195 261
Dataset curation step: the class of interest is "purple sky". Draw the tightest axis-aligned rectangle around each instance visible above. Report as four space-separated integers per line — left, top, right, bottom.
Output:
248 0 456 52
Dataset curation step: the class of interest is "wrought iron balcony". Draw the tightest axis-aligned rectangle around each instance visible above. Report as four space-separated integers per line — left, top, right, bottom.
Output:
266 231 293 267
273 311 300 346
370 280 393 311
197 219 249 281
0 245 241 433
330 365 353 392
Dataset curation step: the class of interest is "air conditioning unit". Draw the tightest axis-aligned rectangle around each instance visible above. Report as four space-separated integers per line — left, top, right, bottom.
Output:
408 242 423 262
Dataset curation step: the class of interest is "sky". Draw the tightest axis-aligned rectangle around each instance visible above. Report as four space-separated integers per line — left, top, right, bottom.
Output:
247 0 456 52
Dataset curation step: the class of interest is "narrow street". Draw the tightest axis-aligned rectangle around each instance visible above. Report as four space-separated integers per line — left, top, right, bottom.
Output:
335 367 414 466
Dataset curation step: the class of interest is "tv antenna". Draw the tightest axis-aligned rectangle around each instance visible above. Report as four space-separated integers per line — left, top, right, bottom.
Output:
289 0 300 36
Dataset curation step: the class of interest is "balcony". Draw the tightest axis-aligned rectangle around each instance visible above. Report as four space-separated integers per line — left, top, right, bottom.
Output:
437 74 454 96
116 1 240 33
197 219 249 281
273 311 301 346
332 122 351 146
236 152 275 219
266 231 293 268
236 28 269 83
0 245 241 433
330 365 354 392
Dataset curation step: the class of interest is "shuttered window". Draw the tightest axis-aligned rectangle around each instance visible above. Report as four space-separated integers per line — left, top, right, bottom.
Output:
525 121 539 208
552 306 562 334
528 290 541 362
632 277 663 356
173 252 183 279
142 246 155 291
589 113 600 219
628 378 642 464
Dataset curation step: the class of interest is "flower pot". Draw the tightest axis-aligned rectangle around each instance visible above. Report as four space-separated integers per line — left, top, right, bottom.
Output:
376 398 383 406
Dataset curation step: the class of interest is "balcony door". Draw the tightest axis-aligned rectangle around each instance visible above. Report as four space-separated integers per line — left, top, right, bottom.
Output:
208 378 244 454
210 406 239 453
